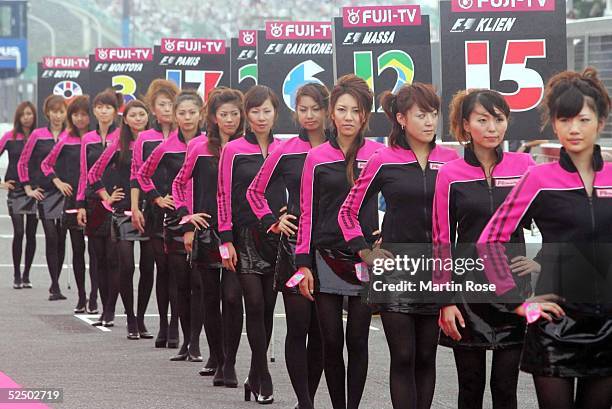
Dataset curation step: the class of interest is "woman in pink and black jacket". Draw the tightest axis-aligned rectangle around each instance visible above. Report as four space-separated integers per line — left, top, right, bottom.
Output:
18 95 67 300
138 90 202 360
339 83 459 409
172 87 245 386
41 95 91 313
89 100 154 340
432 89 538 409
217 85 286 404
295 75 384 409
478 68 612 409
1 101 37 289
132 79 179 348
247 83 330 409
75 88 122 326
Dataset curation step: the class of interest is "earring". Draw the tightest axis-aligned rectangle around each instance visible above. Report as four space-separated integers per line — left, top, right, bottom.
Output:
401 124 405 130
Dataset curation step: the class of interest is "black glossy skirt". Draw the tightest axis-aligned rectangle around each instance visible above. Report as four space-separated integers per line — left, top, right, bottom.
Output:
234 224 280 276
274 235 298 293
191 228 222 269
7 186 37 215
61 196 82 231
37 188 64 220
439 302 526 350
520 305 612 377
112 212 148 242
163 209 186 254
314 247 366 297
144 201 164 239
85 198 112 237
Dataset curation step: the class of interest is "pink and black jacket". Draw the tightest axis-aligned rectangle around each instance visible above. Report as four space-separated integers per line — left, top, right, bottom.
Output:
339 140 459 253
478 146 612 310
130 122 174 190
432 146 535 247
295 137 384 269
217 131 286 244
0 130 27 186
247 129 330 232
88 138 135 212
431 146 535 302
17 127 64 190
76 126 119 208
171 135 214 223
41 131 83 208
137 129 199 203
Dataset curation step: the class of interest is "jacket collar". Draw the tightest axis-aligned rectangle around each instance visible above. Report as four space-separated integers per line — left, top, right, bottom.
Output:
395 134 437 151
464 143 504 167
298 128 332 144
178 128 202 144
559 144 604 173
328 131 365 150
245 130 274 145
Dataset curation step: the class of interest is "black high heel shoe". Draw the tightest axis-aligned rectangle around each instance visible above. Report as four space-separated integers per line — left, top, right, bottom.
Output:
212 366 224 387
257 374 274 405
126 316 140 340
223 364 238 388
86 299 98 314
137 318 153 339
187 345 203 362
170 344 189 361
74 298 87 314
198 356 216 375
244 377 259 402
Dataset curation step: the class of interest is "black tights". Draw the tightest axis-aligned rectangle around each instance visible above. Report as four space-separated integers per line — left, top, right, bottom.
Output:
41 219 66 293
90 236 118 321
192 265 243 368
453 347 522 409
283 292 323 409
239 273 277 396
66 228 86 302
380 312 439 409
533 375 612 409
117 240 154 324
315 293 372 409
10 212 37 283
153 238 178 340
168 252 191 352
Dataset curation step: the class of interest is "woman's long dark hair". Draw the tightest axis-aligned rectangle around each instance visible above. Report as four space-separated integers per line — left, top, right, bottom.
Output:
119 100 150 165
12 101 37 141
66 95 91 138
330 74 373 184
205 87 244 162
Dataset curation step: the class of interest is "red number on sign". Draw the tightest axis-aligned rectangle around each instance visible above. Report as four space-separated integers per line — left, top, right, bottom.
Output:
465 39 546 112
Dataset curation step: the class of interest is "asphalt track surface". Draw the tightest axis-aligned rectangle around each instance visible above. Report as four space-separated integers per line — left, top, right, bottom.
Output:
0 188 540 409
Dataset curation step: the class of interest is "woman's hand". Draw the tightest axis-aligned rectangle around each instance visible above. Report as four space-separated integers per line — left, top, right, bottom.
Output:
1 180 15 191
270 213 298 236
298 267 315 302
184 231 195 253
25 185 45 201
439 305 465 342
510 256 541 276
105 187 125 206
154 194 174 210
358 247 393 267
221 242 238 272
131 207 146 234
77 208 87 227
53 178 73 197
514 294 565 323
190 213 211 229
